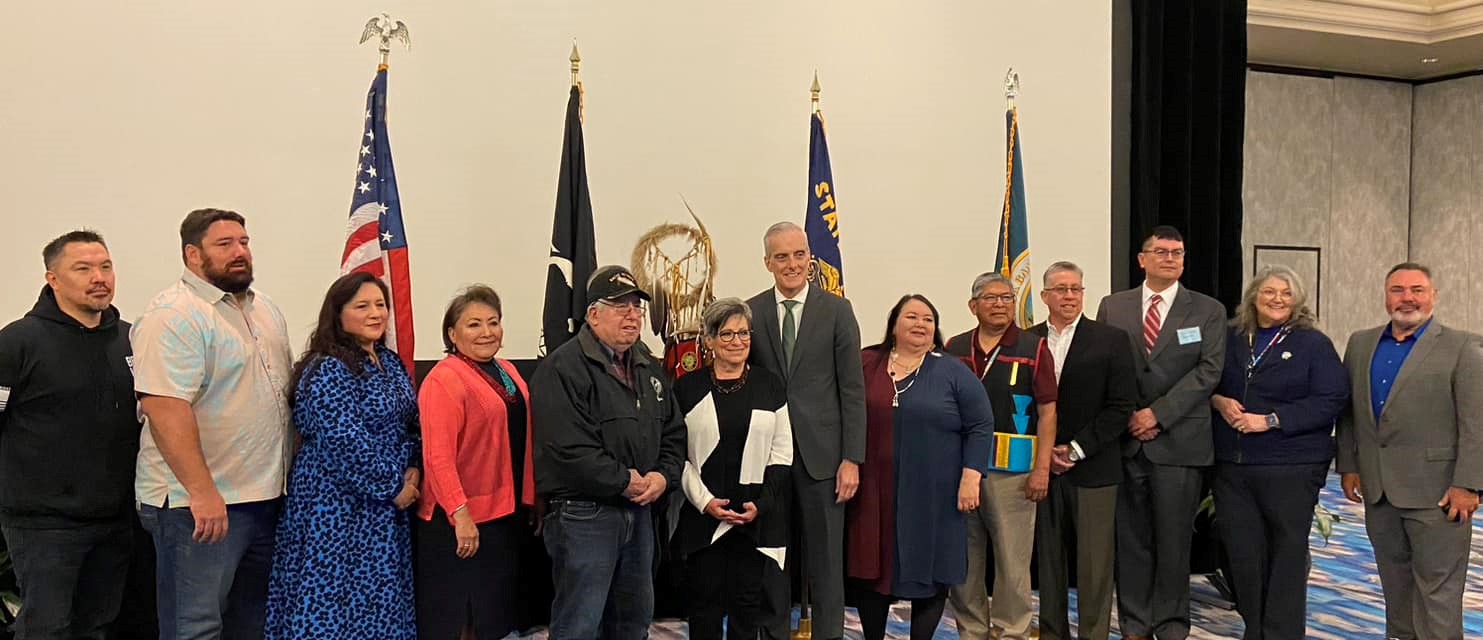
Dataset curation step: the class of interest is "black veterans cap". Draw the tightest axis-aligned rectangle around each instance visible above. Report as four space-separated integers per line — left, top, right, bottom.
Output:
587 265 652 302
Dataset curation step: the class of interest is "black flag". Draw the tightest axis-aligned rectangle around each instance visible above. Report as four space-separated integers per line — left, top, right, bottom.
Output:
539 85 598 356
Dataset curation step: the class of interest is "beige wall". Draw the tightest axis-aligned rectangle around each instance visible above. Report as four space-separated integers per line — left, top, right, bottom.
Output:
0 2 1113 359
1411 75 1483 333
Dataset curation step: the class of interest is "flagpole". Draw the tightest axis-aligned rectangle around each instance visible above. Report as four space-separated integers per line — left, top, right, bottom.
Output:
810 70 821 114
570 43 581 86
1004 67 1019 109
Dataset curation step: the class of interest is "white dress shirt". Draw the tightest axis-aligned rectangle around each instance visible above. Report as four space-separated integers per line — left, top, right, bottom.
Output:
1045 315 1082 384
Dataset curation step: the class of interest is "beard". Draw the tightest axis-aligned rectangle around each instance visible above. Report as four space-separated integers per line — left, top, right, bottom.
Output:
1389 307 1427 329
203 254 254 293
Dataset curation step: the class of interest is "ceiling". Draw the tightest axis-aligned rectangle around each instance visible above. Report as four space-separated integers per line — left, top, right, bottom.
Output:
1248 0 1483 80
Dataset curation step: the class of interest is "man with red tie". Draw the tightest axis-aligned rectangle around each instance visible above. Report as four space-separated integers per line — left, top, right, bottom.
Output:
1094 226 1226 640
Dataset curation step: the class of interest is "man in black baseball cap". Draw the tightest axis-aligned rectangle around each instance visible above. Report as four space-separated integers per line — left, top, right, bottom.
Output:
530 264 685 640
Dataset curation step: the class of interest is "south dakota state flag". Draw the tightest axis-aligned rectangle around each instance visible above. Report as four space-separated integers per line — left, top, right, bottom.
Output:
996 106 1033 327
806 112 845 297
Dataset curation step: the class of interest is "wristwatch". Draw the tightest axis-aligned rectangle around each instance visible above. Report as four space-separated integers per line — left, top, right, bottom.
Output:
1266 413 1281 431
1067 441 1086 463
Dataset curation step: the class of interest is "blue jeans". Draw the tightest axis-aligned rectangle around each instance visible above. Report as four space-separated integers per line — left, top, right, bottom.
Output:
0 518 132 640
137 498 281 640
543 500 654 640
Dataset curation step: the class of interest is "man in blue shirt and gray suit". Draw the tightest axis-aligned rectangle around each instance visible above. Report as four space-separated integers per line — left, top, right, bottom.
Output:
1337 262 1482 640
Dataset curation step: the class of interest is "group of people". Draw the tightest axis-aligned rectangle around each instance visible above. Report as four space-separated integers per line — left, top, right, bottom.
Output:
0 210 1477 640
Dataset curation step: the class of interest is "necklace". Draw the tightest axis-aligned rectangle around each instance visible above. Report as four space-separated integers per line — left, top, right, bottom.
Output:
889 349 928 407
712 365 748 395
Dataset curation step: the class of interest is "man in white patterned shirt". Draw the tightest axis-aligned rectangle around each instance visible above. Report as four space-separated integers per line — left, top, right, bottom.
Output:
132 208 293 640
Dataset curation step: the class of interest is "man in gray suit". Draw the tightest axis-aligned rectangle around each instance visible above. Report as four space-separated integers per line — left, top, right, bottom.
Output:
1094 226 1225 640
1336 262 1482 640
747 221 866 640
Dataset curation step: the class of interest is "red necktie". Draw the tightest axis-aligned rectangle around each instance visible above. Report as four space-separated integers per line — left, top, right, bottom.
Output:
1143 294 1163 354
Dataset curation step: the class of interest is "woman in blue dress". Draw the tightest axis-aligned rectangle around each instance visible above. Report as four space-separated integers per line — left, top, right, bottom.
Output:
846 294 994 640
265 272 422 639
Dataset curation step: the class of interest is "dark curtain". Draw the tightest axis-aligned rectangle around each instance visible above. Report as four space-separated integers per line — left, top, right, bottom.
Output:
1125 0 1246 312
1121 0 1246 589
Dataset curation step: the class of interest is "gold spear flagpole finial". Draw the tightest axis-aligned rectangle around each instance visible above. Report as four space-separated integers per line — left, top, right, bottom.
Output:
810 70 822 114
570 42 582 86
359 13 411 68
1004 67 1020 109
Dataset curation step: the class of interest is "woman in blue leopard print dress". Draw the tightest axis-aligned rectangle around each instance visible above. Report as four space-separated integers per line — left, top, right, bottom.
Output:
265 273 421 639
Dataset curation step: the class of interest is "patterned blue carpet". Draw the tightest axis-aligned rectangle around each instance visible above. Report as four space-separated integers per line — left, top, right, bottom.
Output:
528 473 1482 639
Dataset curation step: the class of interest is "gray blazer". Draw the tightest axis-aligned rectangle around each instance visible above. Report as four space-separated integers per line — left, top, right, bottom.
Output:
747 284 866 481
1336 321 1483 509
1095 286 1226 466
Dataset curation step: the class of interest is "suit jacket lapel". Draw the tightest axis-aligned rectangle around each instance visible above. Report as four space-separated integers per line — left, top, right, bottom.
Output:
1378 323 1441 424
756 293 786 377
789 284 821 376
1149 291 1194 361
1350 326 1380 431
1063 317 1092 372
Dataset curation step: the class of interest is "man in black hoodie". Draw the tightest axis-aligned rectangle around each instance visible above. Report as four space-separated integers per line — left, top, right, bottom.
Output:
0 230 140 640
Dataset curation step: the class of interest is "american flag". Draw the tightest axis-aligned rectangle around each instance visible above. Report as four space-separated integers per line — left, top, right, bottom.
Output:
341 66 415 375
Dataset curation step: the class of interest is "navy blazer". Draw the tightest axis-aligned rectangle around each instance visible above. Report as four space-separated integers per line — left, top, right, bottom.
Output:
1212 325 1350 465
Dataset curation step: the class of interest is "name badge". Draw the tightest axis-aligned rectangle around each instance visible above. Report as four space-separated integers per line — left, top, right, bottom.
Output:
1177 326 1202 345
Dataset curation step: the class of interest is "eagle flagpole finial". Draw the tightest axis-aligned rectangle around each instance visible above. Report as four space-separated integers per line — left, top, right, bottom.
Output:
360 13 411 67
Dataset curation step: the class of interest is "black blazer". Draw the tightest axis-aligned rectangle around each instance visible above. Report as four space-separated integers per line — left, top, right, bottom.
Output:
1028 317 1138 487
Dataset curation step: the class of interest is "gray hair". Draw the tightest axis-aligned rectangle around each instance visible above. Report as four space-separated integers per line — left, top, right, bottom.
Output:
1234 265 1317 334
970 271 1013 299
701 297 752 337
1386 261 1433 283
762 221 806 256
1041 261 1084 287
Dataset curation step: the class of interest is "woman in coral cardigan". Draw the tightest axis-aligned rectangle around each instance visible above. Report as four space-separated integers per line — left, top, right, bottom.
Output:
415 285 536 640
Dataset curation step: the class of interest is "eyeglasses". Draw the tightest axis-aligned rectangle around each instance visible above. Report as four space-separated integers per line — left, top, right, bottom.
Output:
1258 288 1293 299
597 299 647 315
1045 286 1085 296
975 293 1016 305
1142 249 1186 259
715 330 753 343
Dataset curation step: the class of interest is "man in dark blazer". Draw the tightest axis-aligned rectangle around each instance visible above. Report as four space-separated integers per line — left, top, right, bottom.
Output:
1094 226 1226 640
1029 261 1137 640
747 221 866 640
1336 262 1481 640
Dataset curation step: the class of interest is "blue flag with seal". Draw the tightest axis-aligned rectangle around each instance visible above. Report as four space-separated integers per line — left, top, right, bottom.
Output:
995 106 1033 327
806 112 845 297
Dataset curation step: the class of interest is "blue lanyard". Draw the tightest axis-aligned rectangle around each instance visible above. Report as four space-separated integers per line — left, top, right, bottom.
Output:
1246 325 1292 380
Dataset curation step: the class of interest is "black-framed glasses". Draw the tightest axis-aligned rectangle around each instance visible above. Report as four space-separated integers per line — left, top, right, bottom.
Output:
975 293 1016 304
1045 286 1086 296
715 330 753 343
1142 248 1186 259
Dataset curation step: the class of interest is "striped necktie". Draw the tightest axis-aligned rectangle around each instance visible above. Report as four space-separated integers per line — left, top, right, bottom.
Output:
1143 294 1163 354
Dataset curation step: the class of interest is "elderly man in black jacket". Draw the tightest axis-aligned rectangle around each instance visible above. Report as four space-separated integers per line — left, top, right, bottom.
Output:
0 230 140 640
531 265 686 640
1029 261 1138 640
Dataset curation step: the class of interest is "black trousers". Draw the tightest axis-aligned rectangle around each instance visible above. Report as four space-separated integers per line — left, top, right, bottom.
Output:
0 517 133 640
1212 462 1328 640
686 532 779 640
414 508 523 640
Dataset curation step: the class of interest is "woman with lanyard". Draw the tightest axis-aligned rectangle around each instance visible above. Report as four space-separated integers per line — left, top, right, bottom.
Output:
1209 265 1349 640
415 285 536 640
